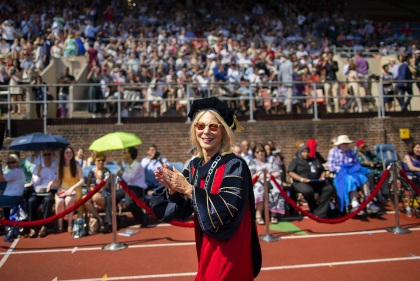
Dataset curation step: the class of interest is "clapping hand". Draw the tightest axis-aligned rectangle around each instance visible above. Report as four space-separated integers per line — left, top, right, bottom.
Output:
155 164 192 197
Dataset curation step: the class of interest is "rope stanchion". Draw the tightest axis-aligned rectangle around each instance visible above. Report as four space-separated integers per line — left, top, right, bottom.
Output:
399 169 420 195
269 170 390 224
0 181 106 228
117 175 259 228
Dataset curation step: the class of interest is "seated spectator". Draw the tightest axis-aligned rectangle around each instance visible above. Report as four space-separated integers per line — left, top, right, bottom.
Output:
288 145 334 218
141 144 169 191
306 139 327 165
48 147 84 233
403 142 420 180
240 140 252 164
26 151 42 166
355 140 389 199
249 143 284 224
0 153 25 220
83 152 110 232
74 148 86 167
103 147 148 232
327 135 379 214
28 149 57 238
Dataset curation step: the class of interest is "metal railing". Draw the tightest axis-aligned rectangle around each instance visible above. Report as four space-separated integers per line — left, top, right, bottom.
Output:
0 79 419 136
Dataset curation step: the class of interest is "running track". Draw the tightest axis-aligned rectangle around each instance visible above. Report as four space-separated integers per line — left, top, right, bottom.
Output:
0 204 419 281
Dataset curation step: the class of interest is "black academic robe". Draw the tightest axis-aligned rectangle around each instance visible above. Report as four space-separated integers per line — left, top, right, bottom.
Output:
151 153 262 280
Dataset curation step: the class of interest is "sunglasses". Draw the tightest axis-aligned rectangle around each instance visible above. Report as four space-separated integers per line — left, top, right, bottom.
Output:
256 150 265 153
96 159 106 162
195 122 222 132
7 161 17 165
43 153 52 156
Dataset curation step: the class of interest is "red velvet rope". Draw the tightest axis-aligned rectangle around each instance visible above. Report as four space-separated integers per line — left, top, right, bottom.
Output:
399 169 420 195
269 170 390 224
118 175 260 228
0 181 106 228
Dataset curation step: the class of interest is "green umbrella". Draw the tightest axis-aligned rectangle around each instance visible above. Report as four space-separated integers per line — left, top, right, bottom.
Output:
89 132 142 152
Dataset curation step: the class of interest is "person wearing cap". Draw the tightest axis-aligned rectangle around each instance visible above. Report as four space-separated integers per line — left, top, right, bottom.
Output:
327 135 379 215
355 140 388 199
152 97 262 280
0 152 25 221
289 145 334 218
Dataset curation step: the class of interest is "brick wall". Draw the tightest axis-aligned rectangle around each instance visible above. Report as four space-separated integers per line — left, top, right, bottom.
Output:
2 117 419 169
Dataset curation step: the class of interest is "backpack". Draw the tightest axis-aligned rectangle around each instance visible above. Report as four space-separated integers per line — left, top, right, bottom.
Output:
72 217 86 238
4 204 27 242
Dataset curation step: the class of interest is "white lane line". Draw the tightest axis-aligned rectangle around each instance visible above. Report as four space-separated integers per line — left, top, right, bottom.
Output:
262 256 420 270
0 238 19 268
72 247 78 254
2 227 420 256
281 227 420 239
0 242 196 256
284 211 396 221
57 255 420 281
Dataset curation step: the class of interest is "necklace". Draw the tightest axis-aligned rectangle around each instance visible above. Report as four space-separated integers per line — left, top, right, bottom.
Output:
193 155 222 191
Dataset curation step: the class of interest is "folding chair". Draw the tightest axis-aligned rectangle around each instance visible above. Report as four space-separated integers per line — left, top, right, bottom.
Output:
373 144 398 169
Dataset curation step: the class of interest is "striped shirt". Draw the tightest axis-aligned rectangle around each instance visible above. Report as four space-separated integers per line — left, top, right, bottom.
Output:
327 147 359 172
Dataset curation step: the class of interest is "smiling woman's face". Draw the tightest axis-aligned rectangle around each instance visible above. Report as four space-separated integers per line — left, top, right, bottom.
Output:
195 111 223 155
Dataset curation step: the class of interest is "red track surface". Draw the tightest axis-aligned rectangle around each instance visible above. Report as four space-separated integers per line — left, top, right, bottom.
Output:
0 204 419 281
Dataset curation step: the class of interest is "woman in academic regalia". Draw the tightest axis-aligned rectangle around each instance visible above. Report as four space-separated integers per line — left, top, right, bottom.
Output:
151 97 262 281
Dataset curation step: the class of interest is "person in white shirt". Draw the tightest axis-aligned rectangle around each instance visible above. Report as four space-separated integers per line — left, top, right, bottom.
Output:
388 58 399 79
28 149 57 238
84 19 101 40
0 153 25 220
103 147 148 232
26 151 43 166
0 37 10 55
140 144 169 190
1 20 15 43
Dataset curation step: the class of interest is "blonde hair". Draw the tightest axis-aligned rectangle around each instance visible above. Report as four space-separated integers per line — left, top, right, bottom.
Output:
189 110 234 158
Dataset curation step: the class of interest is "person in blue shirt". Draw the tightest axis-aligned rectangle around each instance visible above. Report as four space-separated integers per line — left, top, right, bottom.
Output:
397 55 413 111
212 59 227 82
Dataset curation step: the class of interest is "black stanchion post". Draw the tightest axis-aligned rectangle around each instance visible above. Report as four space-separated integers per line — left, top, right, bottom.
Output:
259 169 280 242
386 163 411 234
103 175 128 251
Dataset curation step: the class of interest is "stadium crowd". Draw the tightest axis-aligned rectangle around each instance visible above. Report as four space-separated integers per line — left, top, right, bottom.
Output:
0 0 419 117
1 137 419 238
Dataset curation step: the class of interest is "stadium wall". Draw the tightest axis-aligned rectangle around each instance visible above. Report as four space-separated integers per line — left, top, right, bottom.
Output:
3 117 415 167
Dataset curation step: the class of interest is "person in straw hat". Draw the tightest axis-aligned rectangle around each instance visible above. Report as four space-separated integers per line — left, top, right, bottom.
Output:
327 135 380 215
152 97 262 280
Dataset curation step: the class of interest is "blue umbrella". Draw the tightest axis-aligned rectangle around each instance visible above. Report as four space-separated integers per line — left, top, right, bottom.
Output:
9 133 70 151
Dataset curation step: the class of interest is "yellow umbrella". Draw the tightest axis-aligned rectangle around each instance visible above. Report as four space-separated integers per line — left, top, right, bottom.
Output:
89 132 142 152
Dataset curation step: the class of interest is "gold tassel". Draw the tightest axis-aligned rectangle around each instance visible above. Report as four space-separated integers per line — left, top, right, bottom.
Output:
231 115 244 132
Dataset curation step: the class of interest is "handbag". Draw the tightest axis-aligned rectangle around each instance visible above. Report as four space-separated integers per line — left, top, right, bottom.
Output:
88 217 99 235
